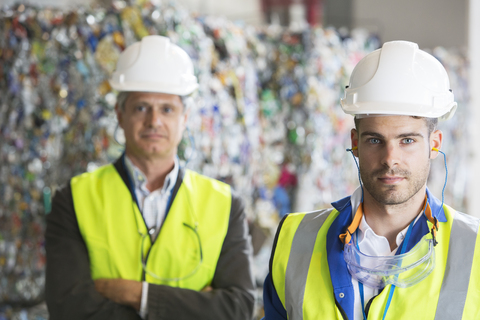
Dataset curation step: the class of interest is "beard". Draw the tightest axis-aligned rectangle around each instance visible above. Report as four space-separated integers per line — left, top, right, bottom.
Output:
360 162 430 206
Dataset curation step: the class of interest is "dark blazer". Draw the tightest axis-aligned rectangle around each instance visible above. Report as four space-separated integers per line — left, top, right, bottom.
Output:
45 158 255 319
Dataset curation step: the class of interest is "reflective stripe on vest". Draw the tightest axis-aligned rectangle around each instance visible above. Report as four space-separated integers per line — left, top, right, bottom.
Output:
278 206 480 320
71 164 231 290
434 211 480 320
285 209 333 319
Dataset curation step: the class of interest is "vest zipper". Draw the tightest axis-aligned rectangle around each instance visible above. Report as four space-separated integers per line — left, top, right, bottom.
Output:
334 295 349 320
142 234 157 281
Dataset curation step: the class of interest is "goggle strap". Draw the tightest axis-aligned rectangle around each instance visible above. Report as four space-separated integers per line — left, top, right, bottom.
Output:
340 203 364 244
430 217 439 246
423 195 439 246
340 195 440 245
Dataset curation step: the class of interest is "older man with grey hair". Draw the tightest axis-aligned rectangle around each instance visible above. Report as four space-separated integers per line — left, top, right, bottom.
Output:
46 35 255 320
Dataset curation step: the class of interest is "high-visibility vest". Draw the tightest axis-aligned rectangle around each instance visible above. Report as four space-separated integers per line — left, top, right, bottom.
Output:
271 206 480 319
71 164 231 291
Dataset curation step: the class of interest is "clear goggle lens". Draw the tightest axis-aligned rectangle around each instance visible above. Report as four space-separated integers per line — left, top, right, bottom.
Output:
344 237 435 289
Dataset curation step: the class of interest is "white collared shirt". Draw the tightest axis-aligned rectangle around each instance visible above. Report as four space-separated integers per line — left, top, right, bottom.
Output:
124 155 179 319
124 156 179 241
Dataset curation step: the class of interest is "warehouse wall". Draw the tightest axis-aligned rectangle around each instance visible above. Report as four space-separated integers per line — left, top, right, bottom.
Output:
468 0 480 218
1 0 264 25
352 0 468 48
176 0 263 25
3 0 468 48
2 0 87 7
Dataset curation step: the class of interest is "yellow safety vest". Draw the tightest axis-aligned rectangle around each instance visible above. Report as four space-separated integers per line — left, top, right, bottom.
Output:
71 164 231 291
271 206 480 319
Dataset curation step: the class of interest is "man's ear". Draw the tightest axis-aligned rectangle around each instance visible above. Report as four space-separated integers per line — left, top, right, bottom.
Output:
430 129 443 159
351 128 359 157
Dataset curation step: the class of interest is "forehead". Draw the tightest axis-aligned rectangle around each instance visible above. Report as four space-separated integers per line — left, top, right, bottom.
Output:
125 91 182 106
356 115 429 135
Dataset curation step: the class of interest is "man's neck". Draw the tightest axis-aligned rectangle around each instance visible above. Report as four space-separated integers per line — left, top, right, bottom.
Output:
125 152 175 192
362 187 426 251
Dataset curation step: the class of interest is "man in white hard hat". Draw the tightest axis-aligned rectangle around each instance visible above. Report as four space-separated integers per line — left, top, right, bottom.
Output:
45 35 255 320
262 41 480 319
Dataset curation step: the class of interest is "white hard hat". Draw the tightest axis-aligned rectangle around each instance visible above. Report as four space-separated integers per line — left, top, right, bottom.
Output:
341 41 457 120
109 35 199 96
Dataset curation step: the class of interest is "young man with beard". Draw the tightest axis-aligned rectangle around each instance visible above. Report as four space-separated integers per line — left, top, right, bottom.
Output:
263 41 480 319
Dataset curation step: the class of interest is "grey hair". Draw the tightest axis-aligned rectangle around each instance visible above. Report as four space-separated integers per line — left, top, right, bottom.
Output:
116 91 192 113
116 91 131 112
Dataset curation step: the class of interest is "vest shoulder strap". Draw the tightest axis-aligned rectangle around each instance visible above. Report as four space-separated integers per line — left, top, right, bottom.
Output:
435 209 480 320
285 208 334 320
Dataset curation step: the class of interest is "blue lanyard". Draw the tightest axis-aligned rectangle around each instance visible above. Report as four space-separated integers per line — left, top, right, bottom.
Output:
357 217 416 320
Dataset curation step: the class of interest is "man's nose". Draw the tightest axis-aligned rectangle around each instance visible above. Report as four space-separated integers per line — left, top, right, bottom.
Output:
381 142 400 168
146 109 163 127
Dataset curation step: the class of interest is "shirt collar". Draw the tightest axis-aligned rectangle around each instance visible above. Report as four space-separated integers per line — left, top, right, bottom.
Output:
426 187 447 222
124 155 179 194
357 210 423 252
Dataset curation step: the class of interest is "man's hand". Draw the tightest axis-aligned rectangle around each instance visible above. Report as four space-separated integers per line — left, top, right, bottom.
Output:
202 286 213 292
94 278 142 311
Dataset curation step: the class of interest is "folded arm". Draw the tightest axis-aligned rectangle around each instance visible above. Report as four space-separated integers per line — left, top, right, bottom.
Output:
45 184 141 320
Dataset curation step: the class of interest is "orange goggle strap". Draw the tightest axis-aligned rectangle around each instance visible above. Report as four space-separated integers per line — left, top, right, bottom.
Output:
422 195 439 246
339 196 439 246
339 203 364 244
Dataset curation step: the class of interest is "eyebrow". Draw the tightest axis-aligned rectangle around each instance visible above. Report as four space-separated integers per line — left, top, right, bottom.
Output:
360 131 425 139
130 100 152 106
129 100 177 108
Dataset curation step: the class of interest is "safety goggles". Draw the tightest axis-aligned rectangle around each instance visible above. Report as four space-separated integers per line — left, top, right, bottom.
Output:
123 155 204 284
129 183 203 283
140 222 203 283
344 235 436 289
340 197 439 289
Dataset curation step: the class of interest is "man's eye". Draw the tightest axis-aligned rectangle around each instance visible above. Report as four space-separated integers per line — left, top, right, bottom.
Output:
135 105 147 112
163 106 173 113
403 138 414 144
369 138 381 144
